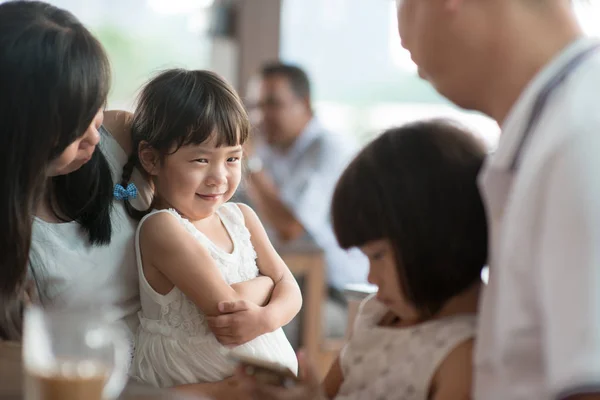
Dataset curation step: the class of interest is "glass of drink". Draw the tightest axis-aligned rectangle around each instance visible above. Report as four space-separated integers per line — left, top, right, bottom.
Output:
22 305 130 400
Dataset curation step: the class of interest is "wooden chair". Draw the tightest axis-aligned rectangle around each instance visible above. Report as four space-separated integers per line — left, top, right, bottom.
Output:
280 249 325 368
280 241 351 377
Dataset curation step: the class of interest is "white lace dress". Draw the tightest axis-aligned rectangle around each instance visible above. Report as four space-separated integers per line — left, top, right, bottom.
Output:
336 294 476 400
130 203 297 387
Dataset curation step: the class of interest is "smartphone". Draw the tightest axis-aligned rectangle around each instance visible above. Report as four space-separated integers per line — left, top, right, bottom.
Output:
228 350 298 388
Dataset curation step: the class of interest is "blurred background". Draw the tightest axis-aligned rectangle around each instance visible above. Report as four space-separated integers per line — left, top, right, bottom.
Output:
12 0 599 147
3 0 598 376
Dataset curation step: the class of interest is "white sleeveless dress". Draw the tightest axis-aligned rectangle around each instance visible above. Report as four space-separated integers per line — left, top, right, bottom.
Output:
337 294 476 400
130 203 297 388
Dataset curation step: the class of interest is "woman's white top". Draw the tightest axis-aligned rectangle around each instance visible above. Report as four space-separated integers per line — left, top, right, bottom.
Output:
29 127 151 339
130 203 297 387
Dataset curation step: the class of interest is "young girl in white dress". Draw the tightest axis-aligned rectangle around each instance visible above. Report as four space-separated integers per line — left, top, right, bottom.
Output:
240 120 489 400
117 69 300 388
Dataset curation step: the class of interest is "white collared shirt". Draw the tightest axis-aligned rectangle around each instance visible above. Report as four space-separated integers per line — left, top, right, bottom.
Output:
475 37 600 400
256 117 369 290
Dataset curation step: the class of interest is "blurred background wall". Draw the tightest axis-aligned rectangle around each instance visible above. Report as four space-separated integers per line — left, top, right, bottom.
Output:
11 0 600 148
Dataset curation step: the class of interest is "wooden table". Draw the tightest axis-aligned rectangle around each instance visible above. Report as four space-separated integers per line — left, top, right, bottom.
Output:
276 238 325 364
0 341 197 400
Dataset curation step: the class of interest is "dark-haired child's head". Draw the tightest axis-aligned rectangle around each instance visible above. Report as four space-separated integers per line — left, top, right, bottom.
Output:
332 119 488 319
122 69 250 221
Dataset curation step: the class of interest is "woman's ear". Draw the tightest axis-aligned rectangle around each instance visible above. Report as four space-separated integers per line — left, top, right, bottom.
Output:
138 141 160 176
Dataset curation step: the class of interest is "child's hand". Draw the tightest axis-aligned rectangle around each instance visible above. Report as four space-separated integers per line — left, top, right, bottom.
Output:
206 300 271 346
237 351 325 400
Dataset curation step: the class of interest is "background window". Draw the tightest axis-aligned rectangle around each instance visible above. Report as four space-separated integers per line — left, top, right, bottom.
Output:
280 0 600 148
28 0 214 110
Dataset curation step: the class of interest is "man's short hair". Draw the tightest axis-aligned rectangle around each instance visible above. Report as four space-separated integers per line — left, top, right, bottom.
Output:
260 62 311 100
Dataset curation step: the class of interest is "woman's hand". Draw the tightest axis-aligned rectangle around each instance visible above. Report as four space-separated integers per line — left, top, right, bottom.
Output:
171 376 247 400
238 351 326 400
206 300 272 346
208 376 248 400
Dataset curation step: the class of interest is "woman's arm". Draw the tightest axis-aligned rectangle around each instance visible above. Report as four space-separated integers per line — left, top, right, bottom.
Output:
171 377 246 400
139 212 267 317
238 351 326 400
102 110 134 155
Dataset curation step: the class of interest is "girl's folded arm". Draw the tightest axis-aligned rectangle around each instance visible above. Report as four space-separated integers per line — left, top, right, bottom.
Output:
230 275 274 306
238 203 302 330
139 211 248 317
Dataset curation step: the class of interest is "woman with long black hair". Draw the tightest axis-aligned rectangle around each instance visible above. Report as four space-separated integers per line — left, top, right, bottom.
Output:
0 0 154 363
0 2 266 397
0 0 119 339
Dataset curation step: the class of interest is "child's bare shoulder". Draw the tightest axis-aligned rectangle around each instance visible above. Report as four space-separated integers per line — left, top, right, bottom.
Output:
234 203 262 228
429 338 474 400
139 211 189 250
235 202 257 219
139 210 214 272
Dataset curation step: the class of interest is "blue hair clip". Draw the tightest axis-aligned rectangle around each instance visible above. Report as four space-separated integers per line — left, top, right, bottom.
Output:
114 183 138 201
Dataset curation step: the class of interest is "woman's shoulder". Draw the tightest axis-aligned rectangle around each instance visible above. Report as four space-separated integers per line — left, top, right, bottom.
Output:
102 110 133 155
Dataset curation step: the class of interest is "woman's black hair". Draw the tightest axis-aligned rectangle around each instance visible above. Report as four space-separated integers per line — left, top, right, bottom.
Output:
0 0 111 340
120 69 250 220
332 119 488 317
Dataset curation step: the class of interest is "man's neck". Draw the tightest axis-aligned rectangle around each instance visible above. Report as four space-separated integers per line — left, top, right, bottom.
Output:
274 114 314 153
481 2 584 125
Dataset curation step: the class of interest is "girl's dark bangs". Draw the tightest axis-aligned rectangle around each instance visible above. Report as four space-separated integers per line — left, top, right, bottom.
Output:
181 86 249 148
332 154 389 250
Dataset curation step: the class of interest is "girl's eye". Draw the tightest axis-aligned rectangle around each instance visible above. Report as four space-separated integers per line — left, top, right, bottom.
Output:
194 158 209 164
370 250 386 261
227 157 241 163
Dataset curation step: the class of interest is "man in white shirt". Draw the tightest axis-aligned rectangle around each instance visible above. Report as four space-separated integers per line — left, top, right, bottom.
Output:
396 0 600 399
243 63 368 342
